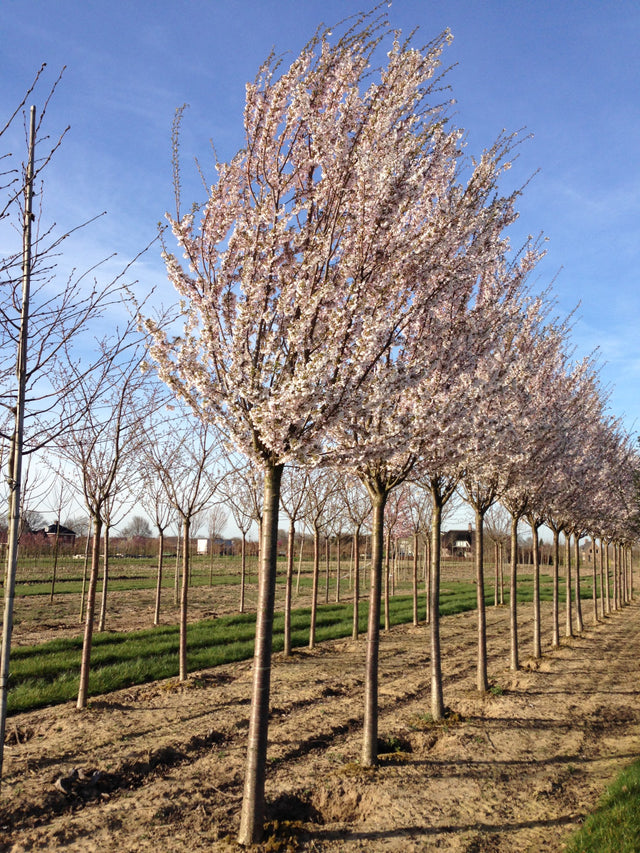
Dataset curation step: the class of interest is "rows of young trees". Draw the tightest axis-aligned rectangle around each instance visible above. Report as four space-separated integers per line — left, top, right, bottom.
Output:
140 11 640 844
1 9 639 843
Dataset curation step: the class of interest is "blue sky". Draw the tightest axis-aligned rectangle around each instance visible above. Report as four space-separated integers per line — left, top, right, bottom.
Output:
2 0 639 438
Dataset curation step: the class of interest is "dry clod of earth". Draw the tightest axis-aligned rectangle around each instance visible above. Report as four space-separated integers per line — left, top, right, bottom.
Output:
3 599 640 851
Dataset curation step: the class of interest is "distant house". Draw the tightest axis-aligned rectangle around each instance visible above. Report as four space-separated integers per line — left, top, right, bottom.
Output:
442 527 474 559
42 522 77 547
197 537 234 556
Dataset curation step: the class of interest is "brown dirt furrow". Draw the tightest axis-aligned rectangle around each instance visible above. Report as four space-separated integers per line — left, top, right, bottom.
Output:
2 598 640 852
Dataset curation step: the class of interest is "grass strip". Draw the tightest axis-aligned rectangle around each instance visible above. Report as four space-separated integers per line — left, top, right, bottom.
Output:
5 579 580 715
564 759 640 852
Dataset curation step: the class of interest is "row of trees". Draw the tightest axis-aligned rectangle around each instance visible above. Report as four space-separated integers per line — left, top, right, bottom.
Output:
140 11 639 845
2 9 638 842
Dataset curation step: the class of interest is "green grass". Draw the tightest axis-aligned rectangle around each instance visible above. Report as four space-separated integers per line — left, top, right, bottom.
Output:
5 572 600 716
13 572 243 597
564 760 640 852
7 581 505 715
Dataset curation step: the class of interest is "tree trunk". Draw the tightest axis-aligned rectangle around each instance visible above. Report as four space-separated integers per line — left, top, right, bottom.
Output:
324 536 330 605
574 535 583 633
565 535 573 638
430 496 445 720
238 462 283 846
531 520 541 659
283 519 294 657
598 538 606 616
98 526 110 632
551 527 560 648
362 489 387 767
383 526 391 632
0 107 34 784
335 534 341 603
424 538 431 624
174 533 180 607
240 532 246 613
295 530 304 595
412 532 419 627
509 513 519 671
309 524 320 649
154 529 164 625
475 507 488 693
604 541 610 614
352 526 361 640
49 527 61 604
179 515 191 682
591 537 599 624
79 529 91 624
77 515 103 710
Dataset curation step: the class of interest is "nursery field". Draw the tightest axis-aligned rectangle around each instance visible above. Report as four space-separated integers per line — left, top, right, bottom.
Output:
2 555 640 851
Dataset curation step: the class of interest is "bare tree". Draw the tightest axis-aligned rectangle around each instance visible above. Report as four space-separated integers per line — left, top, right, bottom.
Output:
43 467 69 603
145 408 224 681
121 514 153 539
56 334 153 709
304 469 339 649
220 464 263 613
340 476 371 640
140 465 174 625
279 465 309 655
0 69 149 779
207 503 228 582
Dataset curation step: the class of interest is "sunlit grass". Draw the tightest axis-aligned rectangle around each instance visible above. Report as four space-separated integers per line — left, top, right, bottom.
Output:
6 571 602 715
564 760 640 852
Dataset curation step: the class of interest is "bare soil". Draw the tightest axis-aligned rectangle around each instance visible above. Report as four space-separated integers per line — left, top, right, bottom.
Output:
3 576 640 852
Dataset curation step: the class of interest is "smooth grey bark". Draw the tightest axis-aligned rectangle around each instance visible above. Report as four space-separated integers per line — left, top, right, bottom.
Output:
77 515 103 709
238 462 283 845
153 528 165 625
509 513 520 670
178 515 191 682
565 535 573 638
324 536 330 604
529 518 541 660
574 534 584 633
283 519 295 656
361 489 387 767
309 523 321 649
412 532 419 627
173 534 180 607
98 525 110 632
49 525 61 604
0 107 35 781
598 538 606 617
352 526 361 640
424 537 431 625
383 526 391 632
78 528 91 624
551 526 560 648
474 506 489 693
591 536 599 624
239 531 247 613
429 491 445 720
